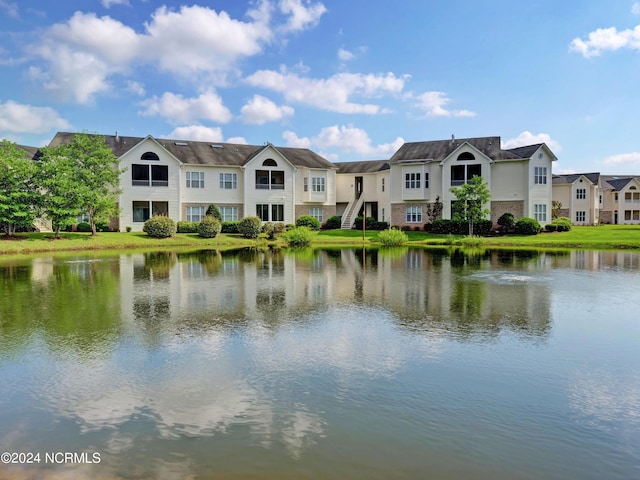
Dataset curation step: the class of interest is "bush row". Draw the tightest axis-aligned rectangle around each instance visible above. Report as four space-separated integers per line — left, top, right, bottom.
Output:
426 219 493 236
352 216 389 230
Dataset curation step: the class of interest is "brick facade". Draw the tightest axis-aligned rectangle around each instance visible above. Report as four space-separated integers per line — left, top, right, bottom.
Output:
295 204 337 224
491 200 524 225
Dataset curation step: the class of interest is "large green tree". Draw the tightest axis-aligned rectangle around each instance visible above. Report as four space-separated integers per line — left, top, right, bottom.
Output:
52 133 124 235
0 140 41 236
450 175 491 235
36 147 83 238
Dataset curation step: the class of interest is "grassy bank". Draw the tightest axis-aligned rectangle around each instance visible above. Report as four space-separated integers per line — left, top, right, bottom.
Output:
1 225 639 256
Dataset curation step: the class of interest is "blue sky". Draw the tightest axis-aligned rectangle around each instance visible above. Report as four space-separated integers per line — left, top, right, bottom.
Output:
1 0 639 174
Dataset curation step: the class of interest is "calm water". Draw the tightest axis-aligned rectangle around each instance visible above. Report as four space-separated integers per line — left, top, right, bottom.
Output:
0 247 639 479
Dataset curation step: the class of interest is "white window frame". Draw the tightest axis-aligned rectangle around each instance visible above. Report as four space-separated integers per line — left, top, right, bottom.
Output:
220 206 238 222
405 172 421 189
534 204 547 222
219 172 237 190
186 206 205 222
186 171 204 189
310 207 323 223
406 206 422 223
534 166 547 185
576 211 586 222
311 176 325 193
576 188 586 200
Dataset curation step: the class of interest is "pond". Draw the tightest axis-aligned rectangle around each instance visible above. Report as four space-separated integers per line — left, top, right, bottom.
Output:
0 247 639 479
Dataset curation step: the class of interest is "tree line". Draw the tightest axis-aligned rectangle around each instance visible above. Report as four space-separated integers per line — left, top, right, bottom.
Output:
0 133 124 237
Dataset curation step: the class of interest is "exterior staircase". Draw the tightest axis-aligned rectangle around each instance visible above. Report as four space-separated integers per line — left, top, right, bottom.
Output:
33 217 53 233
341 194 364 229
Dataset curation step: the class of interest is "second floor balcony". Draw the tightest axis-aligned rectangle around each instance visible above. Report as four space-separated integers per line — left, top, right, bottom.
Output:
256 170 285 190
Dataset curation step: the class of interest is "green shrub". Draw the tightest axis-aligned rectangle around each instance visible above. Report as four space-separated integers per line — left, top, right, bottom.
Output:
76 222 91 232
221 221 239 234
296 215 321 230
552 217 572 232
353 216 381 230
376 228 409 246
262 222 276 240
273 222 286 234
324 215 342 229
545 223 558 232
205 204 222 221
143 215 176 238
514 217 541 235
125 226 132 233
238 216 262 239
198 215 221 238
281 226 316 246
177 221 199 233
497 212 516 231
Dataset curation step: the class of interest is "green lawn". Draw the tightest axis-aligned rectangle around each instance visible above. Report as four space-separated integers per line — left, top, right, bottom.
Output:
1 225 640 256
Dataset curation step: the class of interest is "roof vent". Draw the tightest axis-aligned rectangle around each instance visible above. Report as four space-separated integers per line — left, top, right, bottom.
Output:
174 142 188 146
211 144 223 149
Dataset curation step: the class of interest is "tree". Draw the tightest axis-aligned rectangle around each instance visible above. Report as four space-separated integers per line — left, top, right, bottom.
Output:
36 147 83 238
206 204 222 221
450 175 491 235
53 133 124 235
425 195 443 223
0 140 41 236
551 200 562 220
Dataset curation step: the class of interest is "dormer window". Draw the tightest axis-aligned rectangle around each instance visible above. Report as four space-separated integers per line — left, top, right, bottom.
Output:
141 152 159 161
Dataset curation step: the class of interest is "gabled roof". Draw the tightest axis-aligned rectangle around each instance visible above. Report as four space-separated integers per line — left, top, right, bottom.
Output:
601 176 640 191
48 132 335 170
391 136 529 163
552 172 600 185
17 144 42 160
334 160 390 174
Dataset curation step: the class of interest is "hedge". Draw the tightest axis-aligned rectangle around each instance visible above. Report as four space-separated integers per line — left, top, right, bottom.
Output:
143 215 176 238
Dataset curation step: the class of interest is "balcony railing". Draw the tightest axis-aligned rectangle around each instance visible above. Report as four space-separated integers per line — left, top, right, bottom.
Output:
255 183 284 190
132 179 169 187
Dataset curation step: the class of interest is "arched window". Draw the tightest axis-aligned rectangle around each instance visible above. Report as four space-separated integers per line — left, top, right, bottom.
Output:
141 151 159 161
630 186 637 190
262 159 278 167
457 152 475 161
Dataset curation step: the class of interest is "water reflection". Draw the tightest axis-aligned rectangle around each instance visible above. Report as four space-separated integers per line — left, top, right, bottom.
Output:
1 248 640 479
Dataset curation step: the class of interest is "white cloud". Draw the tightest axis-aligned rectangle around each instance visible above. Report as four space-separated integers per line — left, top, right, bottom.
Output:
278 0 327 33
240 95 294 125
125 80 145 96
139 91 233 124
411 91 476 118
282 130 312 148
27 5 274 103
503 131 562 153
245 69 406 114
0 100 71 134
0 0 18 18
338 48 354 61
284 125 404 158
166 126 224 142
102 0 129 8
604 152 640 165
570 25 640 58
632 2 640 15
554 167 577 175
226 136 249 145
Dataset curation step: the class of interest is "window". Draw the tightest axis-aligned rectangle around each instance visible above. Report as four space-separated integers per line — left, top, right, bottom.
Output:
424 173 429 188
219 173 237 189
311 176 325 192
186 171 204 188
405 172 421 189
382 208 385 222
133 201 150 222
406 206 422 223
141 151 159 161
310 207 323 223
576 188 586 199
534 166 547 185
255 170 284 189
534 204 547 222
599 195 603 204
304 177 308 192
257 204 269 221
457 152 475 161
625 210 640 220
132 164 168 187
576 211 586 222
186 206 205 222
271 204 284 222
615 193 619 201
451 164 481 186
220 207 238 222
381 178 385 192
262 159 278 167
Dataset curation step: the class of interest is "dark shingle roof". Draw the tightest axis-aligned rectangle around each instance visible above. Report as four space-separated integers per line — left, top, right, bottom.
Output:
48 132 335 169
602 176 639 191
552 172 600 185
17 144 42 160
390 136 533 163
334 160 390 174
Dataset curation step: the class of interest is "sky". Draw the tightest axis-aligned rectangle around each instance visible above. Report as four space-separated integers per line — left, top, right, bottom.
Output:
1 0 639 174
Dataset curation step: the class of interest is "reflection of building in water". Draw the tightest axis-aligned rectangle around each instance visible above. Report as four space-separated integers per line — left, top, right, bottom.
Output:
118 247 640 340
